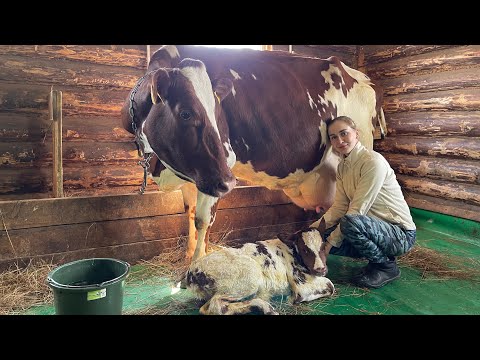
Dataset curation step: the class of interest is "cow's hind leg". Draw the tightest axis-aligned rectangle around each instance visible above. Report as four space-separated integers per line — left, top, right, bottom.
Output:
200 295 278 315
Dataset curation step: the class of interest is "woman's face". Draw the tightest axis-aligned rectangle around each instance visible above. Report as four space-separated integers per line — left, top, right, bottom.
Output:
328 120 359 156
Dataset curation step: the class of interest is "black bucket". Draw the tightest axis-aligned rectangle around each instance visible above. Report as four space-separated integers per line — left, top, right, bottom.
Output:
47 258 130 315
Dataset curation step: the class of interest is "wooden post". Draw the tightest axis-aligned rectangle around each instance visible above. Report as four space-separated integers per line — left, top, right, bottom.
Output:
146 45 151 67
49 88 64 198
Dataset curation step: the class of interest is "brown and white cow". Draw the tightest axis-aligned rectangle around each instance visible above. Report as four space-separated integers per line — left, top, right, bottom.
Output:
121 45 385 262
186 219 334 315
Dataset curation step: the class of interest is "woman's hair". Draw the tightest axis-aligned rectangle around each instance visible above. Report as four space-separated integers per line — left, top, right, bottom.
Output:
326 116 357 132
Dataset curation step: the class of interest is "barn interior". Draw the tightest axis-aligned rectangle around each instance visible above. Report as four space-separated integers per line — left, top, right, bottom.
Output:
0 45 479 315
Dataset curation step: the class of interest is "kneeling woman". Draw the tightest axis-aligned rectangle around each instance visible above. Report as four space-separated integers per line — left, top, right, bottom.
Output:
317 116 416 288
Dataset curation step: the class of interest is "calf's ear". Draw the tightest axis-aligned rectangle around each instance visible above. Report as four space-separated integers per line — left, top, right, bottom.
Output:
277 232 295 247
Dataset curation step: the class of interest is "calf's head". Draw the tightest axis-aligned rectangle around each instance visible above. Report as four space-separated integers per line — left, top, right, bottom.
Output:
278 218 328 276
122 58 236 198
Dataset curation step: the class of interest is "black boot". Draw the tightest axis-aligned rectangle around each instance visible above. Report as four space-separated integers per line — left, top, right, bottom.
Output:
355 259 400 289
352 262 375 279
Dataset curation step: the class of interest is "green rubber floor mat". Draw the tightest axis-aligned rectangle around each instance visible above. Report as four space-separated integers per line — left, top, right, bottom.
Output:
23 208 480 315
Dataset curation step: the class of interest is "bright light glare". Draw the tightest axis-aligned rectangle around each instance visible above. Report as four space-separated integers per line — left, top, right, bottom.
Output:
195 45 262 50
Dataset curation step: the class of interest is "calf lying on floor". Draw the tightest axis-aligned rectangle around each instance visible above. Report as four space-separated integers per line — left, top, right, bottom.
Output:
185 219 335 315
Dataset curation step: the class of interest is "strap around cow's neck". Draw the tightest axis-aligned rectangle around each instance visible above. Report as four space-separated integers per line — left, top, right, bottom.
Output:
129 70 157 194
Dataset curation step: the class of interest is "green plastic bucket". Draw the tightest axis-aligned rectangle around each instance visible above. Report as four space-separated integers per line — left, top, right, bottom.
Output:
47 258 130 315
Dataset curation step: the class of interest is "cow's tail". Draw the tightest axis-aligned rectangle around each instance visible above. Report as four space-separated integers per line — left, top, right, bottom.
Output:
378 107 387 139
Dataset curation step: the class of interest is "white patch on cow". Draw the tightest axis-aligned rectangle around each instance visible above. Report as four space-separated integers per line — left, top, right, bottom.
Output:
162 45 180 59
139 121 154 153
306 90 317 110
180 65 221 140
241 137 250 152
319 120 328 148
251 74 257 80
231 85 236 97
233 147 339 211
320 63 377 149
151 167 186 192
224 140 237 168
230 69 242 80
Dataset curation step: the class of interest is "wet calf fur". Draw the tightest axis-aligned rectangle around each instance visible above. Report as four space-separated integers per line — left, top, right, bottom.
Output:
185 221 335 315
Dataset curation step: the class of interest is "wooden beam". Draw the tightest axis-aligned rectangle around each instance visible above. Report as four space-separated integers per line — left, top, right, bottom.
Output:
50 89 63 198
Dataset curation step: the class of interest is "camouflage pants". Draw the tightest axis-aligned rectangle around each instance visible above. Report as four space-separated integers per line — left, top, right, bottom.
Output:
325 214 416 263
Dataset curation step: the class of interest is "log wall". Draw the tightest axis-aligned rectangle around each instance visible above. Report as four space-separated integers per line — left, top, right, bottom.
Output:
0 45 150 200
363 45 480 222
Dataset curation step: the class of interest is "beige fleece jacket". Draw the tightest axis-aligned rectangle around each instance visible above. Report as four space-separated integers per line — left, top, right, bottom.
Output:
322 142 416 247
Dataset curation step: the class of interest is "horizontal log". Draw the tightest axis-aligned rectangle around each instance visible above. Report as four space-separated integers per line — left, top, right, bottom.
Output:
62 116 133 142
374 136 480 160
0 113 50 142
363 45 460 65
0 165 155 195
0 54 143 90
0 191 185 230
382 88 480 113
0 168 51 194
405 192 480 223
0 203 315 260
287 45 355 66
0 45 147 69
367 45 480 79
0 82 127 116
383 153 480 184
381 67 480 96
0 141 140 168
385 111 480 137
397 175 480 206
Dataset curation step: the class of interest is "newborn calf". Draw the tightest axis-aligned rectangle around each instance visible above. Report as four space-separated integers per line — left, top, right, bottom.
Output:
185 219 334 315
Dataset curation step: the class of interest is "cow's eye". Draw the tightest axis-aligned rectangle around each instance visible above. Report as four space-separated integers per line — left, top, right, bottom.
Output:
179 110 192 121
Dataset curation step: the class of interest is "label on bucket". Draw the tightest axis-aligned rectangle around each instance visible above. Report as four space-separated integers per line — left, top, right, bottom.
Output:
87 288 106 301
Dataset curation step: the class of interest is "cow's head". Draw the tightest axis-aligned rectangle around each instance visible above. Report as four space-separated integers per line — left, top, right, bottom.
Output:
277 218 328 276
122 57 236 198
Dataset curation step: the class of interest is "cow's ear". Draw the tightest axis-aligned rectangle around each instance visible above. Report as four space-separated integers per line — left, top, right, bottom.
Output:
148 45 180 72
213 78 233 102
150 68 170 105
277 232 295 247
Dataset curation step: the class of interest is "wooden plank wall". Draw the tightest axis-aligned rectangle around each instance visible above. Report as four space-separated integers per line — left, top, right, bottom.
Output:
362 45 480 222
0 186 318 271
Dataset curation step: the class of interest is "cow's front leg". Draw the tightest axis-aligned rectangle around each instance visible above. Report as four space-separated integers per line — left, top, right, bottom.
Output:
192 192 220 261
180 183 198 260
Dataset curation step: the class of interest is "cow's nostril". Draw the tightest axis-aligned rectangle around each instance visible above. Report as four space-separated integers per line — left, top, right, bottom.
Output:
217 182 229 192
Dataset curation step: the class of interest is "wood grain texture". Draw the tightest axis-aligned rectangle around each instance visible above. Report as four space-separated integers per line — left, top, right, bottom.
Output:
382 88 480 113
366 45 480 79
363 45 461 65
405 192 480 223
0 54 144 89
0 45 147 68
384 153 480 184
374 136 480 160
397 175 480 206
385 111 480 137
0 191 185 230
380 67 480 96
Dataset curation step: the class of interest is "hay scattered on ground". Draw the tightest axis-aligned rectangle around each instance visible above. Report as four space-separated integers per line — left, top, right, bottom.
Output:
398 246 480 281
0 260 56 315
